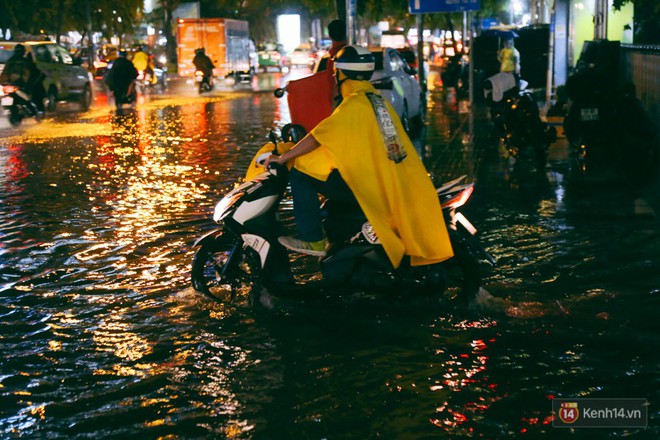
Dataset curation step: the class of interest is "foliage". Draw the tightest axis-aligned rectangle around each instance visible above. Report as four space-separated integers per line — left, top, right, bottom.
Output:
0 0 143 43
3 0 655 54
613 0 660 43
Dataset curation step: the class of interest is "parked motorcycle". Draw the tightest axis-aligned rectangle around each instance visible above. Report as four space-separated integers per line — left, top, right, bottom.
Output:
190 126 495 306
1 84 39 127
195 70 213 94
484 73 556 170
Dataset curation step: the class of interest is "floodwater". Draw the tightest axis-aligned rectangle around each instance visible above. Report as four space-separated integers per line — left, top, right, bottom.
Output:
0 75 658 439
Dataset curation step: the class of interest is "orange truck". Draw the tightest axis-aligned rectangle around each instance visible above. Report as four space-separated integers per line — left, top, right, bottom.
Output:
176 18 253 82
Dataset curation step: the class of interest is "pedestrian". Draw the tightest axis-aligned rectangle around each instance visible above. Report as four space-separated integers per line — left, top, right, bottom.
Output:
315 19 347 74
104 50 138 109
498 38 520 75
264 45 453 267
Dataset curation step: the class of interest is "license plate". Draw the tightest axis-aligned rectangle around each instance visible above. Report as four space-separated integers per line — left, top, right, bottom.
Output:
580 108 599 121
1 96 13 106
195 76 203 82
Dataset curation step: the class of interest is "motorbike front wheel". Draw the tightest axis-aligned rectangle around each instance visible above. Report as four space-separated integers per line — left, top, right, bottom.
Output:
191 236 261 302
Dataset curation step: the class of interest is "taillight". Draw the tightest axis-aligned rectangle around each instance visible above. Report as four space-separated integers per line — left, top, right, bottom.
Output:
3 85 17 94
441 185 474 209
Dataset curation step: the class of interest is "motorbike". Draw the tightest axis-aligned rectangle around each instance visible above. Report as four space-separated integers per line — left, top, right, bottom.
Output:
135 69 154 94
195 70 214 94
135 67 167 94
1 84 39 127
484 73 556 170
190 126 496 306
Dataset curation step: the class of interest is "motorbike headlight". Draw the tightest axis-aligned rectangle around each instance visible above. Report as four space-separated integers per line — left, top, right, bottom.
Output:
213 191 244 222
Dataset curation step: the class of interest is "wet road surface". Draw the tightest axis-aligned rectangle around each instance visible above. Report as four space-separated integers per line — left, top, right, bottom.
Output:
1 70 659 439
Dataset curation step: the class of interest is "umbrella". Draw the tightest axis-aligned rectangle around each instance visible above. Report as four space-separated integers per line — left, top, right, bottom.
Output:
481 29 519 39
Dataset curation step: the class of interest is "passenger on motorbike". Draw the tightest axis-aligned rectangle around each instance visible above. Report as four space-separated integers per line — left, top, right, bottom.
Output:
104 50 138 109
265 44 454 267
193 48 214 86
132 45 155 84
0 44 38 117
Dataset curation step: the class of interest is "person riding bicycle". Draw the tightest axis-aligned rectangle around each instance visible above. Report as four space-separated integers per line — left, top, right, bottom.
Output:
265 44 453 267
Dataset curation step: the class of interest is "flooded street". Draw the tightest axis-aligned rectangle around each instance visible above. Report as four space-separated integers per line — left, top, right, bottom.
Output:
1 73 658 439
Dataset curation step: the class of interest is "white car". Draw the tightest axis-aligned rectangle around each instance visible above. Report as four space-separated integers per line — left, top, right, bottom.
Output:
369 47 425 134
314 46 425 134
0 41 93 112
288 45 314 68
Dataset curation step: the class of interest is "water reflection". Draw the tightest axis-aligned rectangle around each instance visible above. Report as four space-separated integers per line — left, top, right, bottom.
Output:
0 87 658 439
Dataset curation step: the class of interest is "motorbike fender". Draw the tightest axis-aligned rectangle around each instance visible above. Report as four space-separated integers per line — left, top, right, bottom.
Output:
193 229 224 247
241 233 270 269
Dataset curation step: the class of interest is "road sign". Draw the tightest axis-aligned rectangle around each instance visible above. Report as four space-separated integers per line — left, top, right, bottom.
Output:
409 0 480 14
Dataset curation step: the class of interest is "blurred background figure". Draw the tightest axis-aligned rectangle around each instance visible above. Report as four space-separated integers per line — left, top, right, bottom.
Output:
498 38 520 75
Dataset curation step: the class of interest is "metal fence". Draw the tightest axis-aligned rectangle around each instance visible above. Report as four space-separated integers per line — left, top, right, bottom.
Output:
621 44 660 131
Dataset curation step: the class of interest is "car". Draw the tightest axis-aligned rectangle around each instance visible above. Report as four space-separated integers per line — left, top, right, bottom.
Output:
257 42 287 72
0 41 93 112
94 44 119 79
312 47 425 134
369 47 425 134
288 44 314 68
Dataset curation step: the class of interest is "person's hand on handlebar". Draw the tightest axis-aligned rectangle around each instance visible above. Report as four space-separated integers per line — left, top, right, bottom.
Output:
264 153 286 170
263 133 322 170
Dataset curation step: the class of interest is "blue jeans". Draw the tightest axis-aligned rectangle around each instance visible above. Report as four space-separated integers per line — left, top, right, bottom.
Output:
289 168 358 242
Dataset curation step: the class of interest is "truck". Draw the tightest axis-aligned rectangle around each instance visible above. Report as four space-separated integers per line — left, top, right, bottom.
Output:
176 18 254 83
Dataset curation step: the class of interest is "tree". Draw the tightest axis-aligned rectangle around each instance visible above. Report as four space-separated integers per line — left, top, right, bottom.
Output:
613 0 660 43
0 0 142 45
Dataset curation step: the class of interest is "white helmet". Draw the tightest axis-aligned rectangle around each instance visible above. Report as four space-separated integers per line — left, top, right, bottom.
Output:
334 45 375 81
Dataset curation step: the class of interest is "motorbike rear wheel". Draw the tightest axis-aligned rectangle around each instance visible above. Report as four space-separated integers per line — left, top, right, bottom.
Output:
191 236 261 302
442 230 481 304
9 107 23 127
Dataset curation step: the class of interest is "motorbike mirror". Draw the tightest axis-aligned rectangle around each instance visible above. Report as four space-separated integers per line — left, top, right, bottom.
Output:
273 88 286 98
256 152 272 166
268 130 279 155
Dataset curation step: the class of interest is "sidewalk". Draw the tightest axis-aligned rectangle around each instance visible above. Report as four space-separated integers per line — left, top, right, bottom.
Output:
420 77 659 217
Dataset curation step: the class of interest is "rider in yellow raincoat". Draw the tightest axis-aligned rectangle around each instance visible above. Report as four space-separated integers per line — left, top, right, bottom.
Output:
132 45 156 84
265 45 453 268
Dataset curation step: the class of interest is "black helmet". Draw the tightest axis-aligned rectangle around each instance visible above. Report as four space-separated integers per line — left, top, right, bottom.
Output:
334 45 375 81
195 48 205 55
14 44 26 55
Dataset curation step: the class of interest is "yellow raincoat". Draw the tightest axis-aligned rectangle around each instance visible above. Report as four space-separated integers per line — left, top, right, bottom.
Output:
309 79 453 267
132 51 150 72
245 141 295 181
